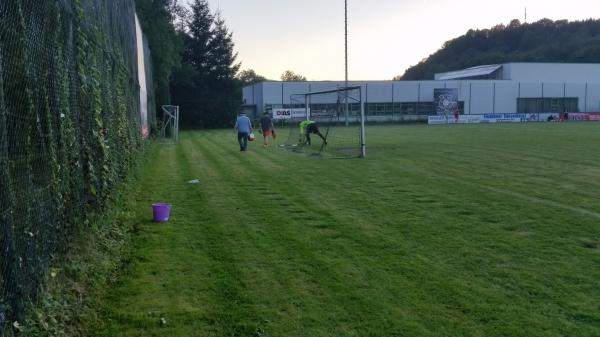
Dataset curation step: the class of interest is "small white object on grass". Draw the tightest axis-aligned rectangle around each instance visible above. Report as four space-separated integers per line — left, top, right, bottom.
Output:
188 179 200 184
160 317 167 326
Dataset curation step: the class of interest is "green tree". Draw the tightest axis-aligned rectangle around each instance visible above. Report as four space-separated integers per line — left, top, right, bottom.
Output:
171 0 242 128
281 70 307 81
397 18 600 80
135 0 182 113
208 14 240 80
206 13 241 126
186 0 213 76
171 0 213 127
237 69 267 85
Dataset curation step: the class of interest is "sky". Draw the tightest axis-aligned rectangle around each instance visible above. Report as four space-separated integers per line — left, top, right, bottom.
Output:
186 0 599 81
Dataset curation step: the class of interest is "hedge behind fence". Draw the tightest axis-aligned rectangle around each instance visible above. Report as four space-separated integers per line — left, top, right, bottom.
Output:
0 0 151 330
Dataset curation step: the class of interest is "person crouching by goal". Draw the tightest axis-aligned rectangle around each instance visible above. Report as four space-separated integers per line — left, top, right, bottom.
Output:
259 112 276 147
299 120 327 146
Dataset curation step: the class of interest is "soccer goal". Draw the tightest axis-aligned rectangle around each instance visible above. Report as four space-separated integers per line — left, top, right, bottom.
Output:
282 86 365 158
160 105 180 142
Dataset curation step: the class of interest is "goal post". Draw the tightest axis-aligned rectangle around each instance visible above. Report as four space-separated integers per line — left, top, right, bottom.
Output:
360 99 366 158
160 105 179 142
280 86 365 158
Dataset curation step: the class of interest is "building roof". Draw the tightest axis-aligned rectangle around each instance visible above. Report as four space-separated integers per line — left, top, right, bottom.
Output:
435 64 502 81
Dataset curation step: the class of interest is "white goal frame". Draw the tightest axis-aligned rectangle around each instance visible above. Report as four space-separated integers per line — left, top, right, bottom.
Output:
161 105 180 142
297 86 366 158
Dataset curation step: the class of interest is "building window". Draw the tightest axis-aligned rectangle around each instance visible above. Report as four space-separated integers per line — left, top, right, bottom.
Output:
309 103 361 116
364 101 464 116
269 101 466 117
517 98 579 113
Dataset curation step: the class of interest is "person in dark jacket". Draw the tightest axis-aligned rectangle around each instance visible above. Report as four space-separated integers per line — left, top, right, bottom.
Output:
259 112 276 147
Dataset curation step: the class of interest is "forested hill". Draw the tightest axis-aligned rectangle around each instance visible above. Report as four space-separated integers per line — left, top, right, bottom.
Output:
399 18 600 80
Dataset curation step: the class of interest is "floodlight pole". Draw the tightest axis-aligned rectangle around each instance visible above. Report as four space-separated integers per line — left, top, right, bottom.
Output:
344 0 349 126
360 87 366 158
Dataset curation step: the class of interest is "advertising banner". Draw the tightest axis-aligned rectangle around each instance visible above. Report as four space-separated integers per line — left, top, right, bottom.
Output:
524 113 543 122
481 114 525 123
273 108 309 120
429 112 600 125
434 88 459 116
455 115 482 124
273 109 292 120
428 115 482 124
568 113 600 121
428 115 448 125
292 109 309 119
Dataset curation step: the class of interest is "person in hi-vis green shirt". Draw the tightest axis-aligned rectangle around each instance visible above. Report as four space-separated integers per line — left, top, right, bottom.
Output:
299 120 327 145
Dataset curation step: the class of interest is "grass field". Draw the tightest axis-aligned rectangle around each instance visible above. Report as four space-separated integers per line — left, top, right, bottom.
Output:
95 123 600 337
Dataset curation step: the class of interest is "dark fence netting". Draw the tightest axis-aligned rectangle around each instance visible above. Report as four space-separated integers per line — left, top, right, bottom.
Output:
0 0 153 332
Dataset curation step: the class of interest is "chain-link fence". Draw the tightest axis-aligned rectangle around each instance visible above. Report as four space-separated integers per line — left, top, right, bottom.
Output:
0 0 150 332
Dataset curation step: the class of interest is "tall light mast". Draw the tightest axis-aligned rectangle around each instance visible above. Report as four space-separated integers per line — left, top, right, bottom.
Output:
345 0 349 125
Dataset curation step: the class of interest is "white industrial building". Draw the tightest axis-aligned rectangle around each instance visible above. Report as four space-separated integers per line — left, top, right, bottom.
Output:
241 63 600 122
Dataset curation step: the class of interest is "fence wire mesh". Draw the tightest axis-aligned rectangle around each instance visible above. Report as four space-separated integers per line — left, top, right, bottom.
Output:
0 0 150 331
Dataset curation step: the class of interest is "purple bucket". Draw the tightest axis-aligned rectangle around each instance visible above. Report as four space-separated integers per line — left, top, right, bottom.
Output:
152 203 172 222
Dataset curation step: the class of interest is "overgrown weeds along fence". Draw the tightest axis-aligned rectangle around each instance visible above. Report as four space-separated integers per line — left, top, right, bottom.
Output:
0 0 153 331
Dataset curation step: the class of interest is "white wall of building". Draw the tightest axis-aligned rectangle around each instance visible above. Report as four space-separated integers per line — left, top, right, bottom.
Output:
505 63 600 82
587 83 600 112
393 82 419 102
495 82 519 114
470 82 494 114
135 14 149 138
566 83 587 112
544 83 564 97
263 82 282 107
242 85 254 105
243 65 600 118
519 83 543 97
283 82 310 105
366 82 391 102
244 80 600 115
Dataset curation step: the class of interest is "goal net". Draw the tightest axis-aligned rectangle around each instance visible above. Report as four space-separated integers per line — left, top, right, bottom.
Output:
281 86 365 158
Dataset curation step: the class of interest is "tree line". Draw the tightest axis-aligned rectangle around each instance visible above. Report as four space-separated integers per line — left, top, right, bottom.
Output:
135 0 308 128
397 18 600 80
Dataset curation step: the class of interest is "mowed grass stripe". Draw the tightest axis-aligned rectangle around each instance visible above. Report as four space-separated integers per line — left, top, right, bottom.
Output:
188 132 405 336
405 141 600 210
94 124 600 337
399 147 600 220
188 131 464 334
176 134 265 336
97 143 215 334
364 123 600 216
190 132 556 336
300 153 596 336
191 126 600 336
